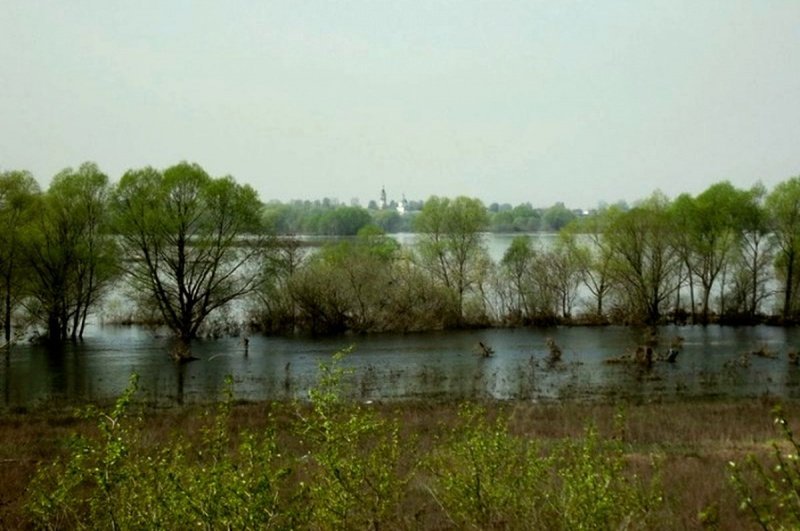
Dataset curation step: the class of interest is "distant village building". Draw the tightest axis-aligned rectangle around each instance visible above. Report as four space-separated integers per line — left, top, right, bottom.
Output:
397 195 408 215
377 186 409 215
379 186 387 209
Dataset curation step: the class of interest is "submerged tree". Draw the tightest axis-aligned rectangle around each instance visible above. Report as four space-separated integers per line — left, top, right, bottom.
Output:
24 163 117 342
542 232 585 320
500 236 536 322
289 226 398 334
113 162 267 349
0 170 40 343
605 193 681 324
672 182 746 323
282 226 452 334
414 196 490 326
497 236 563 323
723 183 774 319
255 235 306 334
564 212 617 320
767 177 800 321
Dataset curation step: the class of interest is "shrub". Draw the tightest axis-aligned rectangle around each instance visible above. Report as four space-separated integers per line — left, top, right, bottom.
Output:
427 404 552 528
296 350 406 529
730 405 800 529
27 352 407 530
25 355 664 530
427 406 663 530
26 375 297 530
27 374 141 529
554 425 662 530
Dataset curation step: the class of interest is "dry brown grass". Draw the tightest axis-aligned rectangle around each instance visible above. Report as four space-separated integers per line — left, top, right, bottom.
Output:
0 411 86 529
0 397 795 529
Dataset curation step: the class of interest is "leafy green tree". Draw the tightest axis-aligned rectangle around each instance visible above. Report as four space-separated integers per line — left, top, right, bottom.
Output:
497 236 555 323
670 193 698 319
263 201 376 235
489 210 516 232
511 203 542 231
318 205 372 235
414 196 490 325
766 177 800 320
113 162 266 349
487 202 542 232
723 183 774 319
500 236 536 321
605 193 681 324
545 232 585 320
255 236 306 334
673 182 745 323
371 208 406 233
564 214 616 320
24 163 117 342
499 235 582 323
0 170 40 343
262 201 295 234
542 202 576 232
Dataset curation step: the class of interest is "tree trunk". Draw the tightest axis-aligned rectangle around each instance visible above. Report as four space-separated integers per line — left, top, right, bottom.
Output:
3 283 10 343
750 243 758 317
597 290 603 318
48 310 61 344
687 268 696 323
674 264 682 323
648 291 660 325
701 285 711 325
785 251 795 321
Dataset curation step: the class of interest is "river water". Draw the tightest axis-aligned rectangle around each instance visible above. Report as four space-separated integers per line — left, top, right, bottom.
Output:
2 232 797 409
3 323 800 408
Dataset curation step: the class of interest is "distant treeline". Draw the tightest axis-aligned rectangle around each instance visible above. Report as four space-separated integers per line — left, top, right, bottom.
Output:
3 161 800 351
263 198 583 235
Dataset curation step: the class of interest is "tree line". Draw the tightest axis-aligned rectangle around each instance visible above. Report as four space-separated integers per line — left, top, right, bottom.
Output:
3 162 800 355
262 197 581 235
258 180 800 334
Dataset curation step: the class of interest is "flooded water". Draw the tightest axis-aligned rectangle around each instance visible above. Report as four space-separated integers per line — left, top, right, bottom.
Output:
3 324 800 409
306 231 559 262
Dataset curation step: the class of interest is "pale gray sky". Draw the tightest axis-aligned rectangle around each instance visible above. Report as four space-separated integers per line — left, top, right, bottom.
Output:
2 1 799 208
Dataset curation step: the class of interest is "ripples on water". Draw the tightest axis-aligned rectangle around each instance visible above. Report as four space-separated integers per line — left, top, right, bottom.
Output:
2 324 800 408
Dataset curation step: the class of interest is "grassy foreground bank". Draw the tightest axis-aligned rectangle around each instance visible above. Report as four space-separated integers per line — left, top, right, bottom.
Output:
0 378 797 529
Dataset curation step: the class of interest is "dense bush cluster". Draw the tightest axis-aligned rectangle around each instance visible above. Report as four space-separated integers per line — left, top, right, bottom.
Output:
26 357 664 530
729 406 800 530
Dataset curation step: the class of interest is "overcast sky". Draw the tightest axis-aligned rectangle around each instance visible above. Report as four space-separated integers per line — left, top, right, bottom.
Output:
2 1 799 208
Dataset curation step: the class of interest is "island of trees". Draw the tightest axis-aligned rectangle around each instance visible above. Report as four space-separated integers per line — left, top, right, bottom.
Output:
3 162 800 357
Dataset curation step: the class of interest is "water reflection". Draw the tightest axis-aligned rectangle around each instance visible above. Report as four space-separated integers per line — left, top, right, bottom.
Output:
3 324 800 409
2 351 8 407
